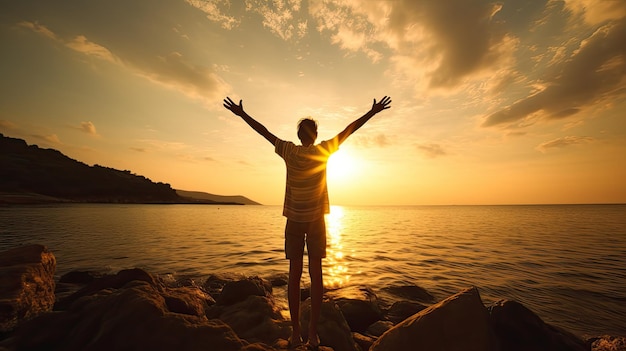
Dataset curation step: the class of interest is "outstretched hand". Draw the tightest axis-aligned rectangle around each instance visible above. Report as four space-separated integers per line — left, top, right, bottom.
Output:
371 96 392 114
223 97 245 116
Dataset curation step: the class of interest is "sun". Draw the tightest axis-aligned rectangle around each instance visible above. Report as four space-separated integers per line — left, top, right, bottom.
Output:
327 149 358 183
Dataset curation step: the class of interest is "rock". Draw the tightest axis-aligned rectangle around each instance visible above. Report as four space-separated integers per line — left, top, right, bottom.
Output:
366 320 394 337
380 284 435 303
163 285 215 316
370 287 499 351
217 295 290 344
217 276 272 306
353 332 376 351
0 244 56 333
385 300 427 324
300 298 359 351
489 299 589 351
5 280 245 351
268 273 289 287
55 267 160 310
589 335 626 351
203 273 245 299
326 286 383 332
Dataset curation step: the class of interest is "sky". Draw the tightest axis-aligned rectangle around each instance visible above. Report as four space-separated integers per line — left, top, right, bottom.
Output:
1 0 625 206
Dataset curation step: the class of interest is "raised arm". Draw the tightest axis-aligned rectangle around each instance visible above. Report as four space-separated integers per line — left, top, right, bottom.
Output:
334 96 391 145
223 97 278 145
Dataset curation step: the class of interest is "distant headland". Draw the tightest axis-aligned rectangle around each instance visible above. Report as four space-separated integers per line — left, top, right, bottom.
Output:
0 133 260 205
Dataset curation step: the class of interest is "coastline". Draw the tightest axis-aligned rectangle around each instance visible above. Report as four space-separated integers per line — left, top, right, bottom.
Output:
1 245 624 351
0 192 247 206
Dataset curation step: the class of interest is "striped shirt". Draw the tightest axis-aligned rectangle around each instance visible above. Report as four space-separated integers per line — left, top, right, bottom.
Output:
275 138 339 222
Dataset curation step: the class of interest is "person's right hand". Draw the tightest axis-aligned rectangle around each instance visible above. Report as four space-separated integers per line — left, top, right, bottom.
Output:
223 97 245 116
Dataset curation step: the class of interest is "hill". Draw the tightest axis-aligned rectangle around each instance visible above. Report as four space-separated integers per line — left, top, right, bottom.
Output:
176 190 260 205
0 133 259 205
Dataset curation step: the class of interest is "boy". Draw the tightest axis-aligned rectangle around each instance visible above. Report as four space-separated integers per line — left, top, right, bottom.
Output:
223 96 391 349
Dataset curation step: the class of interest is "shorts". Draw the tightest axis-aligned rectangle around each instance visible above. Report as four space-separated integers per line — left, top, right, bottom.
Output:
284 218 327 259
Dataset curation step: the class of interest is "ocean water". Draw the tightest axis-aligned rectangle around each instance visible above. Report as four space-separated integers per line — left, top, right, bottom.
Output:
1 204 625 338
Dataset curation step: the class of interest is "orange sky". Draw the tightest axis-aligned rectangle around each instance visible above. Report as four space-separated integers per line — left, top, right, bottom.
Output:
1 0 625 205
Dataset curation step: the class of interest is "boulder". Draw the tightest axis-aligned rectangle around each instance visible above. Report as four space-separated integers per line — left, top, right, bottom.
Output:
300 298 359 351
0 244 56 333
366 320 394 337
5 280 245 351
371 287 500 351
217 295 290 344
489 299 589 351
54 267 161 310
162 285 215 316
326 286 383 332
217 276 272 306
353 332 376 351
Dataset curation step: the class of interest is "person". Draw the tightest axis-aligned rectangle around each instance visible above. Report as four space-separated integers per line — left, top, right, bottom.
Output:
223 95 391 349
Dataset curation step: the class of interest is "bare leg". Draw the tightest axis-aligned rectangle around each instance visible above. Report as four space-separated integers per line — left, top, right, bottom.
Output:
288 257 303 344
308 256 323 346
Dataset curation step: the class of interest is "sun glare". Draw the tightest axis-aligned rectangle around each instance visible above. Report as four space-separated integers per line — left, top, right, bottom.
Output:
327 149 358 182
325 205 350 288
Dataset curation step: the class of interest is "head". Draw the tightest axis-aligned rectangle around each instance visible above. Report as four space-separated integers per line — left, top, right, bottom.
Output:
297 118 318 146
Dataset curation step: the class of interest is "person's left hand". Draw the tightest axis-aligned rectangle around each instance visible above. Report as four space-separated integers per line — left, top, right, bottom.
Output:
371 96 392 114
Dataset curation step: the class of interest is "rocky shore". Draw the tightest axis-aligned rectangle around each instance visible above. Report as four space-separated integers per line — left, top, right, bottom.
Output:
1 245 624 351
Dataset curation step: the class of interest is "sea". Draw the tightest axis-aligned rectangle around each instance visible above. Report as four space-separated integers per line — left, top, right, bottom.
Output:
1 204 625 338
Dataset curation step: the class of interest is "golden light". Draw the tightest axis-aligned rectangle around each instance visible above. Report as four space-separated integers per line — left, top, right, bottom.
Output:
324 205 350 288
327 149 359 183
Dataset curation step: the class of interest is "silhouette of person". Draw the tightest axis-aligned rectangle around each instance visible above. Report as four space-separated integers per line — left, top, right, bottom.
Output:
223 95 391 349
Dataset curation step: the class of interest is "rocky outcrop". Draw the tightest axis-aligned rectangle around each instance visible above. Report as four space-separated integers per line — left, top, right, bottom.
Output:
370 287 500 351
7 279 245 351
0 246 619 351
489 299 589 351
0 244 56 333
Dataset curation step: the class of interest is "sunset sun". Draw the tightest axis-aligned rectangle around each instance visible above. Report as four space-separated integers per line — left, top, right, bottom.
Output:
327 149 359 182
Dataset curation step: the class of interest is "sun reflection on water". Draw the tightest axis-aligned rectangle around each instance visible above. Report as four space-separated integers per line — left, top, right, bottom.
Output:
325 205 350 288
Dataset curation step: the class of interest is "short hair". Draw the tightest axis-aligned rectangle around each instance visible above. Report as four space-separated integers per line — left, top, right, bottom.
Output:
297 118 318 144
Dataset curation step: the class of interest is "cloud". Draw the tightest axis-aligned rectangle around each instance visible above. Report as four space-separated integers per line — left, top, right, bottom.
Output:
31 134 62 145
564 0 626 25
308 0 515 91
17 21 56 40
17 16 229 104
0 120 18 131
74 121 99 137
353 133 391 148
536 135 594 152
246 0 307 41
66 35 117 63
130 147 147 153
185 0 240 29
483 17 626 128
417 143 447 158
